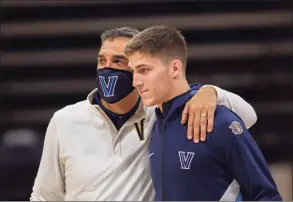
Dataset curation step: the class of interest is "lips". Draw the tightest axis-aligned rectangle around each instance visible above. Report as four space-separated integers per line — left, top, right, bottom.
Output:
138 89 148 95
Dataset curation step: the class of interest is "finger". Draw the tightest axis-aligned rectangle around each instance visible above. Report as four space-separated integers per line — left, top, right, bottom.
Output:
200 109 208 141
181 102 189 124
187 123 193 141
207 105 216 132
187 107 195 140
193 108 200 143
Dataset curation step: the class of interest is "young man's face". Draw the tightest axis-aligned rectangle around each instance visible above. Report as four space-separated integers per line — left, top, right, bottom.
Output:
97 37 132 72
129 52 173 107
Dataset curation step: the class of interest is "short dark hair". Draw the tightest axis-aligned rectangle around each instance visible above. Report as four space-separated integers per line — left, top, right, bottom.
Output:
100 27 140 43
125 25 187 70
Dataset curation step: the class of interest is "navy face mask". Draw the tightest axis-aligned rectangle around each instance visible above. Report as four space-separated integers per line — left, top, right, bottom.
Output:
96 67 135 104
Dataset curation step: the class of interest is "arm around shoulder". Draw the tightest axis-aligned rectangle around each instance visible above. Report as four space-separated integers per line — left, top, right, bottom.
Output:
205 85 257 129
30 113 65 201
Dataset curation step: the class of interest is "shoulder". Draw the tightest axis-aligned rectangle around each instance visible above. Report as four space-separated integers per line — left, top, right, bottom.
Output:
209 105 247 142
52 100 94 125
55 100 87 117
214 105 244 128
53 88 102 120
203 106 250 159
43 100 91 145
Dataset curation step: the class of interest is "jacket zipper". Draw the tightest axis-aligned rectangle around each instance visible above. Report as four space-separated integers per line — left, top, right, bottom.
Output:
162 117 166 201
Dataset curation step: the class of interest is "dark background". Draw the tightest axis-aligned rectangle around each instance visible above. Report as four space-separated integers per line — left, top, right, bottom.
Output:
1 0 292 200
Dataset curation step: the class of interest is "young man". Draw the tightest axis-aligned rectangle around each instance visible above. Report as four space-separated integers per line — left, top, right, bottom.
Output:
30 27 257 201
126 25 282 201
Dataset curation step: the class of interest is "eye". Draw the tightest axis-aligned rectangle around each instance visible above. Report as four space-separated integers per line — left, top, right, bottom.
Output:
114 59 128 67
98 58 106 65
140 68 150 74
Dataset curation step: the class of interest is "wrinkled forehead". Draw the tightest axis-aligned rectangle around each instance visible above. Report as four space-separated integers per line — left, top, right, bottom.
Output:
98 37 130 58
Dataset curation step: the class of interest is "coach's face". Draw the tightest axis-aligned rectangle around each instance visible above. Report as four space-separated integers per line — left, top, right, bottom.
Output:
97 37 132 71
95 37 139 104
129 52 173 107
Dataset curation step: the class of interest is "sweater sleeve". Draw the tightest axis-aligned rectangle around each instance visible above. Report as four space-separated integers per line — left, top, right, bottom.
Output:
205 85 257 129
30 113 65 201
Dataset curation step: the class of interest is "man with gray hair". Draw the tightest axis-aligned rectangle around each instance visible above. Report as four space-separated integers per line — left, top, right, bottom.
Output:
30 27 257 201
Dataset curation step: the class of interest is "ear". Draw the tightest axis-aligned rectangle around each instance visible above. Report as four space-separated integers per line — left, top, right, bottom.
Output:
170 59 183 78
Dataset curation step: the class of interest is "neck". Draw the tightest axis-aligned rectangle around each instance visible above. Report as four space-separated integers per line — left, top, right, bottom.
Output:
159 79 190 112
101 90 140 114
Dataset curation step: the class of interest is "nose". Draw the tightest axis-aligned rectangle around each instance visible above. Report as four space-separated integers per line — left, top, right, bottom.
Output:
106 61 115 67
132 73 143 88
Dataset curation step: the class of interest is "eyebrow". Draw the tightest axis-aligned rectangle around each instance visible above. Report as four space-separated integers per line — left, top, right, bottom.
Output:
97 54 104 59
97 54 128 60
134 64 151 70
114 55 128 60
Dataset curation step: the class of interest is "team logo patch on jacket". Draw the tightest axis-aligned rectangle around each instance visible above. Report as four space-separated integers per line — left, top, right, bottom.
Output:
229 121 243 135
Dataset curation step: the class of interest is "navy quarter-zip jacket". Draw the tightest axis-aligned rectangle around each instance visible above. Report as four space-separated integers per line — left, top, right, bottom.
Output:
149 89 282 201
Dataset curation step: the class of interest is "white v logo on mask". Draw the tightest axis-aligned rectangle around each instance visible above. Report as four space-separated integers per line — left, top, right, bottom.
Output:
96 67 134 104
99 76 118 97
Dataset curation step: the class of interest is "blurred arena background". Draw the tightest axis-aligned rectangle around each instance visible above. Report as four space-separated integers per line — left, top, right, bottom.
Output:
0 0 292 200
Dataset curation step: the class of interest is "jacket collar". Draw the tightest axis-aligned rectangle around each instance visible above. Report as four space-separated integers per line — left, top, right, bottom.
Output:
87 89 147 121
155 84 201 121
